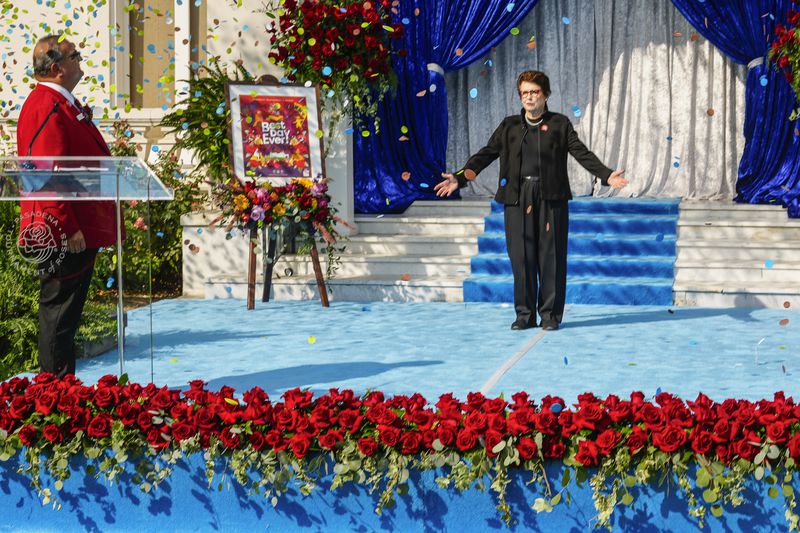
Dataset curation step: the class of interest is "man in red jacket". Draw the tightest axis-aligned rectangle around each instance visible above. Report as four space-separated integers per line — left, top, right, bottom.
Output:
17 35 117 378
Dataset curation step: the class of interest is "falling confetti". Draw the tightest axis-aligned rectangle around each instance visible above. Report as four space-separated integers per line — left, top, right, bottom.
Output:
455 48 463 56
400 273 411 281
399 135 410 141
225 287 232 293
563 356 568 365
420 182 429 188
401 171 411 181
765 259 774 269
500 178 508 186
308 335 317 344
706 108 715 116
656 233 665 242
469 88 478 98
551 404 563 413
106 277 114 288
572 105 582 118
526 205 533 214
760 76 769 87
562 17 571 25
170 358 178 363
506 2 515 11
416 90 427 97
672 31 683 38
429 84 437 93
690 33 700 41
780 319 790 326
510 27 520 35
784 301 791 309
197 228 203 235
546 222 551 232
527 37 537 50
673 162 680 168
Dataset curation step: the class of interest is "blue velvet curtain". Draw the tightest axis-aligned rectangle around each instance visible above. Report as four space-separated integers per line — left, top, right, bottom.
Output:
353 0 538 213
670 0 800 216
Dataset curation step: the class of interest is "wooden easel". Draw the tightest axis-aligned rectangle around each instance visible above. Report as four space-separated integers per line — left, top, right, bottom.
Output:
246 224 329 309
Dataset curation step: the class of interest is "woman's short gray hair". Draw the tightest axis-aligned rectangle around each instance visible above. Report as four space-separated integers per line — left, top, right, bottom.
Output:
32 35 63 77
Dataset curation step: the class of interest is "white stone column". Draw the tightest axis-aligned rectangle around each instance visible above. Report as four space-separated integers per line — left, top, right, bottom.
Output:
323 112 357 236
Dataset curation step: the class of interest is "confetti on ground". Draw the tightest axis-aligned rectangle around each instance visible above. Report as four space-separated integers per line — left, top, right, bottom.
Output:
781 319 790 326
308 336 316 344
706 108 715 116
170 358 178 363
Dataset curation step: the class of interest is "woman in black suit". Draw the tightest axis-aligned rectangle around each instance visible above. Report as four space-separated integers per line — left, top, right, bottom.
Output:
436 70 628 331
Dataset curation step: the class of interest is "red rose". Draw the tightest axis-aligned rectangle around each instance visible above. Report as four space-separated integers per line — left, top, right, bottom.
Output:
608 401 633 423
463 412 487 433
409 410 435 431
653 426 687 453
220 427 241 449
543 438 566 459
137 411 154 432
265 429 287 451
319 429 344 450
735 436 759 461
534 410 559 435
575 440 600 466
378 425 401 447
358 437 379 456
787 434 800 460
338 409 364 434
68 407 90 434
517 437 539 460
115 402 141 426
147 427 169 449
400 431 423 454
87 413 113 438
35 392 59 415
149 389 174 410
690 429 714 455
249 431 266 451
716 444 733 464
310 406 334 430
171 422 196 442
42 424 63 444
507 409 533 435
436 425 457 447
9 396 31 420
456 429 478 451
92 387 119 409
558 411 581 438
712 418 735 443
289 434 312 458
596 429 622 455
638 403 664 428
0 412 16 433
484 430 504 457
274 408 296 431
663 402 693 428
766 421 789 444
194 406 218 431
282 388 314 409
18 424 38 446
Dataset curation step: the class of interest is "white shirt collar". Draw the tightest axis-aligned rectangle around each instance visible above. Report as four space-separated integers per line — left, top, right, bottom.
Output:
38 82 79 109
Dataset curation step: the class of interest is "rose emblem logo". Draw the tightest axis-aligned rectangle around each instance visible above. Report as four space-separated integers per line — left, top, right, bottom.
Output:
18 221 58 264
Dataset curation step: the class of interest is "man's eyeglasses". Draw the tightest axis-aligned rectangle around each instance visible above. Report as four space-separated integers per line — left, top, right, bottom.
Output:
520 89 542 98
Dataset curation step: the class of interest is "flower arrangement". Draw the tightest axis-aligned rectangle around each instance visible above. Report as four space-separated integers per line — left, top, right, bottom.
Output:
213 177 348 277
3 373 800 529
265 0 405 134
770 7 800 119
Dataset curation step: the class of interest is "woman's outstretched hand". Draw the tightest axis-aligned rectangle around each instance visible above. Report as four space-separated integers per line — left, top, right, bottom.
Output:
434 172 459 197
608 169 628 189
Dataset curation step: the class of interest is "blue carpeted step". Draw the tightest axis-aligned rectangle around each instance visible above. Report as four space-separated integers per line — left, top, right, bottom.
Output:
470 253 675 278
468 198 680 305
490 197 681 215
484 213 677 235
477 232 677 256
463 275 673 305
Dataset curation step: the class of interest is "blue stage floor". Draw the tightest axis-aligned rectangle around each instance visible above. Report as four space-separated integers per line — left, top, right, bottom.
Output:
73 299 800 403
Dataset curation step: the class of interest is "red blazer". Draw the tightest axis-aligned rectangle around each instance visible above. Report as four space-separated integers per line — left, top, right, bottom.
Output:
16 84 117 248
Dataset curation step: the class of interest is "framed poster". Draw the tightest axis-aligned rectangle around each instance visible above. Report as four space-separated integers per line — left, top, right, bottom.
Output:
226 81 325 183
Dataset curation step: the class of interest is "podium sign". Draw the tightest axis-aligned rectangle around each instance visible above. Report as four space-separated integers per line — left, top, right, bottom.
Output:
0 156 173 379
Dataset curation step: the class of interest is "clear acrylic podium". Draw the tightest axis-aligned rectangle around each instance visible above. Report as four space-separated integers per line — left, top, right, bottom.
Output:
0 156 173 379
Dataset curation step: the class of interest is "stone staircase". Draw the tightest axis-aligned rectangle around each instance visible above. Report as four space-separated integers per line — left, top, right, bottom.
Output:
203 199 492 302
673 200 800 308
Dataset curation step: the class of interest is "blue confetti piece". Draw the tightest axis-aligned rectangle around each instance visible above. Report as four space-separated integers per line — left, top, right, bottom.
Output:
321 66 332 76
469 88 478 98
655 233 664 242
765 259 774 269
500 178 507 186
402 17 410 24
506 2 515 11
156 232 164 238
327 90 335 98
225 286 232 293
194 0 202 6
151 146 159 152
572 105 582 118
182 122 189 130
562 16 571 25
666 135 672 141
656 387 662 396
550 404 563 413
242 25 249 32
362 306 371 312
197 228 203 235
673 162 680 168
563 356 568 365
194 91 202 97
344 128 354 135
106 277 115 288
147 44 156 54
760 76 768 87
420 183 430 189
485 59 494 67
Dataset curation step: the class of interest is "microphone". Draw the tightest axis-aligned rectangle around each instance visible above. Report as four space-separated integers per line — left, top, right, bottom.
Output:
26 101 60 157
